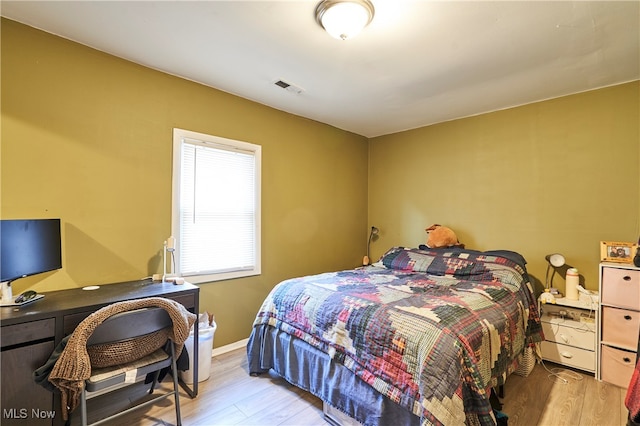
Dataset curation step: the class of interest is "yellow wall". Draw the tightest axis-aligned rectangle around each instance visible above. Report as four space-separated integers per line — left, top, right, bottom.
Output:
369 81 639 294
1 19 369 346
3 19 639 347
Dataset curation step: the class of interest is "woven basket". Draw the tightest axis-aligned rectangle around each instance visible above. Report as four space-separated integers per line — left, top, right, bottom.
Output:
514 346 537 377
87 328 170 368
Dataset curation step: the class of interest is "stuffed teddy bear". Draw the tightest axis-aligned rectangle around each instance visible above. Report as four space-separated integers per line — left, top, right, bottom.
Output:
425 224 463 248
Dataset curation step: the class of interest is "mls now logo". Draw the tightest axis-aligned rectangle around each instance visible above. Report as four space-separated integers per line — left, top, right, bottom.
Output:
3 408 56 419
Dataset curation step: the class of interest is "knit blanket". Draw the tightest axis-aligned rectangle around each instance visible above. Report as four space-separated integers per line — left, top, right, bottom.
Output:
48 297 196 420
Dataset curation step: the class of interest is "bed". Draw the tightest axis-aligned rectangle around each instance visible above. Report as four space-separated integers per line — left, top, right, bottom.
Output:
247 246 544 426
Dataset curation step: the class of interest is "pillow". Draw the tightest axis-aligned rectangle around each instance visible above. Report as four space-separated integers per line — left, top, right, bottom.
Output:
418 245 527 268
381 246 528 273
380 247 436 272
483 250 527 268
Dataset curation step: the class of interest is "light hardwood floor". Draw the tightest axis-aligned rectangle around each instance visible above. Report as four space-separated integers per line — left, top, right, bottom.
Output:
88 348 630 426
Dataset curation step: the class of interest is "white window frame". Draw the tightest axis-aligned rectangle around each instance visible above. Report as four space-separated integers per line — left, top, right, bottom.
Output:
172 128 261 283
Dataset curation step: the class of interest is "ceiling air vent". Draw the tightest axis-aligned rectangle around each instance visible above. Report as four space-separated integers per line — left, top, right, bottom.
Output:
274 79 304 95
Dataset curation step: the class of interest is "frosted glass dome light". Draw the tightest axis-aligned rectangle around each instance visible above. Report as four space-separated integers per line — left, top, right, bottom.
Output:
315 0 375 40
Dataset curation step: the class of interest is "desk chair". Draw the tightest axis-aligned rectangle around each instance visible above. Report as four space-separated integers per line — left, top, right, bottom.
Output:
79 306 182 426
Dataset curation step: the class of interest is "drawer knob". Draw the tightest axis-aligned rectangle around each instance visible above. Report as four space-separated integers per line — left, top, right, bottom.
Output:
560 334 570 343
560 351 573 359
623 275 632 281
623 357 632 363
624 315 632 320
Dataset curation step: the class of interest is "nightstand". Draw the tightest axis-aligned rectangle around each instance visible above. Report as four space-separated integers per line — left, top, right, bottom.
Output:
597 262 640 388
539 294 598 373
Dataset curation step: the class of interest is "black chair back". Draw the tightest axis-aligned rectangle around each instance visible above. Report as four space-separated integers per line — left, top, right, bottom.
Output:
87 307 172 345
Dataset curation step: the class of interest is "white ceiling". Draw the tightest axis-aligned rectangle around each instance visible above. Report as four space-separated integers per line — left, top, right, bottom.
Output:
2 1 639 138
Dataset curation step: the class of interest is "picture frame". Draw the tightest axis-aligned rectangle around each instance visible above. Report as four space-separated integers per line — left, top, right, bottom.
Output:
600 241 637 263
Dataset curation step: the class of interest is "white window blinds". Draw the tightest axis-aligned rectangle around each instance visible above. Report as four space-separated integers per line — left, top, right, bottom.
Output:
173 129 261 282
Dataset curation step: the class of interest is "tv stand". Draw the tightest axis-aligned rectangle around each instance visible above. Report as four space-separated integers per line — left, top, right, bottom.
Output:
0 280 200 426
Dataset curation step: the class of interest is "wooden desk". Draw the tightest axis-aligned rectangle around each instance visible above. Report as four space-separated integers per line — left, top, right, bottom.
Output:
0 280 200 426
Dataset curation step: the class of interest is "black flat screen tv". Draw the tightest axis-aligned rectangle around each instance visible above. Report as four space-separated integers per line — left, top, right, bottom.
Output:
1 219 62 283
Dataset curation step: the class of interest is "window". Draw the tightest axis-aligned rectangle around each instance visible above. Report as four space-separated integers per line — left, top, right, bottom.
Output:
172 128 261 283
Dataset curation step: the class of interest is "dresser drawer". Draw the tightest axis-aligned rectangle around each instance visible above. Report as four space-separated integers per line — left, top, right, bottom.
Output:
169 293 196 310
64 311 93 335
541 318 595 351
1 318 55 347
601 306 640 350
541 341 595 371
600 344 636 388
601 267 640 309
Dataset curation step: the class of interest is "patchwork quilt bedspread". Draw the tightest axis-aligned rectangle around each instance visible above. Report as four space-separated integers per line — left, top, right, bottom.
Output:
250 247 543 426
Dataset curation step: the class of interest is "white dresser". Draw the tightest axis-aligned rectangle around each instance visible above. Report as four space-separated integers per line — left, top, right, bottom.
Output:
539 295 598 372
597 262 640 388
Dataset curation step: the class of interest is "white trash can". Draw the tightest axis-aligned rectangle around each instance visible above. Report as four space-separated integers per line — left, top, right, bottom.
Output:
180 322 216 384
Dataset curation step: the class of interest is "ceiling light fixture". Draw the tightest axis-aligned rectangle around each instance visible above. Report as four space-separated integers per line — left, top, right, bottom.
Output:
315 0 375 40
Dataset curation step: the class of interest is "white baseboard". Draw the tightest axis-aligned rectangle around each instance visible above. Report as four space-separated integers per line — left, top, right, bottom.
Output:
212 337 249 357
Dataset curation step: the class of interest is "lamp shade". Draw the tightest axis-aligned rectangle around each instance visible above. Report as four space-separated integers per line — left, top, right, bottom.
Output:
315 0 375 40
545 253 565 267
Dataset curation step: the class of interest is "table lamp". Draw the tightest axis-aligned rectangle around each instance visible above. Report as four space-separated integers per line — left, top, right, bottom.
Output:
545 253 565 291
